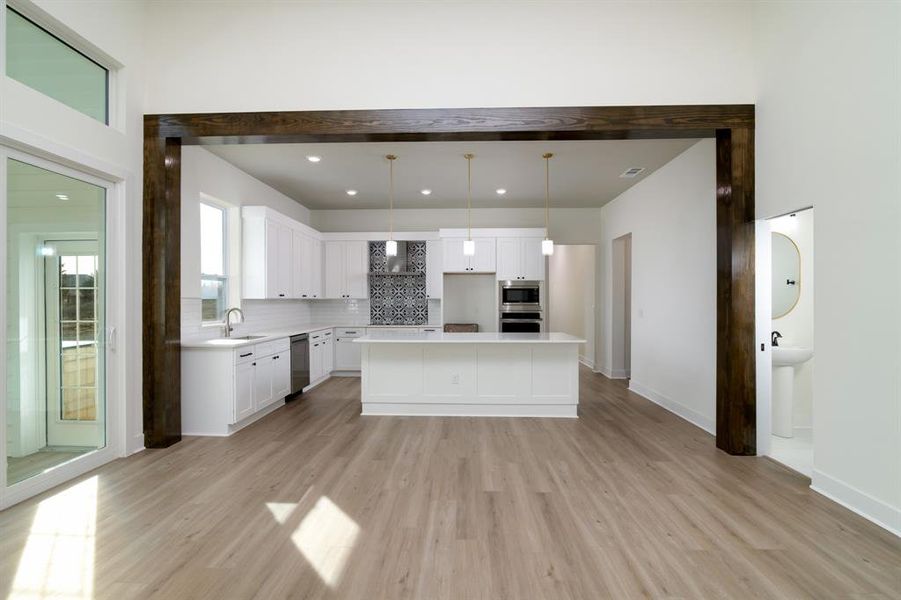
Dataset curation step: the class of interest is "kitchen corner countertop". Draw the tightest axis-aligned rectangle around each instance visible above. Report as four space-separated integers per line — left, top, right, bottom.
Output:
180 323 440 349
355 332 586 344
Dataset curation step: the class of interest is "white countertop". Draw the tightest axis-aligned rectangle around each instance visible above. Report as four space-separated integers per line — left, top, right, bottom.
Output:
355 332 586 344
181 323 438 349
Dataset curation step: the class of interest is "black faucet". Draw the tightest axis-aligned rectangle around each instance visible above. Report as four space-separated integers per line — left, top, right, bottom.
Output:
771 331 783 347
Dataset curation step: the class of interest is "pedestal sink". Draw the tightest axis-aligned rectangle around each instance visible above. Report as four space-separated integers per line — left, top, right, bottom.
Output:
772 345 813 438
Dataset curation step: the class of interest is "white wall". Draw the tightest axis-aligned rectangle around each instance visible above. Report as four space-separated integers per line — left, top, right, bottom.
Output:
143 1 753 113
770 210 814 429
754 2 901 533
180 146 312 339
442 274 497 333
600 139 717 433
548 245 595 366
2 0 147 458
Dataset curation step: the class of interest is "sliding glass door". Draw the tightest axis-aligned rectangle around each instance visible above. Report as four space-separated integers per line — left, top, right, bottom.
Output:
5 157 107 486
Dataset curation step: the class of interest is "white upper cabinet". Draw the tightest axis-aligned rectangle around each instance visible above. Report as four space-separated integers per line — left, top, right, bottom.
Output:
244 207 322 300
426 240 443 299
442 237 496 273
324 240 369 299
244 216 293 299
496 237 545 281
292 232 322 299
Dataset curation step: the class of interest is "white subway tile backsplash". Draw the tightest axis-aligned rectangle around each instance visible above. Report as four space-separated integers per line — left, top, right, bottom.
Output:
181 297 312 341
310 299 370 325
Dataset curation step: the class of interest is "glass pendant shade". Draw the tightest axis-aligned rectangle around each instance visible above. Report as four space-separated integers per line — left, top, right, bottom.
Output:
542 238 555 256
386 239 398 257
463 239 475 256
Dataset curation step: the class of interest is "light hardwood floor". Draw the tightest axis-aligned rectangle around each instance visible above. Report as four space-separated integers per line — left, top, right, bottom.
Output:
1 368 899 599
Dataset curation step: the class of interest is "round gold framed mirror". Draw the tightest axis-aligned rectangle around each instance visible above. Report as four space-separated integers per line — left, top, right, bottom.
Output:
772 232 801 318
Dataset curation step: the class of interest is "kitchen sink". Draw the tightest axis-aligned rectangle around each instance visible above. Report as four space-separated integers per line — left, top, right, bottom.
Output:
206 335 267 346
232 335 266 340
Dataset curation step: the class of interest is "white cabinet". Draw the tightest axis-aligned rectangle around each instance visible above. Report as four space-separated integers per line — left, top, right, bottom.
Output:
324 241 369 299
442 237 496 273
335 327 364 371
292 232 323 299
244 218 293 299
426 240 443 299
234 361 255 422
244 207 320 300
496 237 545 281
182 336 292 436
309 329 333 382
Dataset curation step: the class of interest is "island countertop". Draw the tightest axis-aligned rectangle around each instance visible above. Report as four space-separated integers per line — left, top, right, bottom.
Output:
354 331 586 344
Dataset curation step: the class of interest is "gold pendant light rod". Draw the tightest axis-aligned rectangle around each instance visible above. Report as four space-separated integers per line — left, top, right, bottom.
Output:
386 154 397 240
543 152 553 238
464 153 474 240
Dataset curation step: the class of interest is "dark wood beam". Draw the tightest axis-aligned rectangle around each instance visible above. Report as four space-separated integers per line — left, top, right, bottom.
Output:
715 127 757 455
151 104 755 145
143 121 182 448
143 104 756 452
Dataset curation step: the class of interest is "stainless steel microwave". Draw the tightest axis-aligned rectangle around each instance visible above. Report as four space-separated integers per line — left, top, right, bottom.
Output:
499 280 542 310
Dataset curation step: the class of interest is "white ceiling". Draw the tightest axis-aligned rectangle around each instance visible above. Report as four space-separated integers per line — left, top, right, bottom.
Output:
206 139 699 210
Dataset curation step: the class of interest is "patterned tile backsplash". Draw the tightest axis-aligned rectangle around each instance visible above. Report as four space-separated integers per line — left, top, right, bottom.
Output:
368 241 428 325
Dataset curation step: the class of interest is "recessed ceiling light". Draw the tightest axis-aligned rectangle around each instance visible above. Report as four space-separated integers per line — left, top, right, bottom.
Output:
346 189 358 196
420 189 432 196
56 194 69 200
496 188 507 195
306 155 321 163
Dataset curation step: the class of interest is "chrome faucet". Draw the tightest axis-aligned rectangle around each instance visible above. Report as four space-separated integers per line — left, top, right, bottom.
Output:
223 307 245 338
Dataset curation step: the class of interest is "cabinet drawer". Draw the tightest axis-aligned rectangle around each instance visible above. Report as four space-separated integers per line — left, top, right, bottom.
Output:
419 327 440 333
309 329 330 341
235 348 258 365
336 327 364 337
254 337 289 357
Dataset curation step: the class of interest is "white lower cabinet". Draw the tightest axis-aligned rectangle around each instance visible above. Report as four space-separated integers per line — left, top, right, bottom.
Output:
183 337 291 436
309 329 334 383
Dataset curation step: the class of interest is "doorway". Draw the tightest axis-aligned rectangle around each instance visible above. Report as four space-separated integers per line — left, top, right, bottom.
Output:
4 156 109 487
548 245 596 367
611 234 632 379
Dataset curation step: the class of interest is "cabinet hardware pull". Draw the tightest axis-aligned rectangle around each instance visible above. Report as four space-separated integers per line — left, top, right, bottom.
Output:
240 352 253 358
252 362 256 366
279 293 285 297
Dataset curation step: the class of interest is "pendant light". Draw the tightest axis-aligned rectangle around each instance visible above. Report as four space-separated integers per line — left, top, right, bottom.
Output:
463 153 475 256
542 152 555 256
385 154 398 257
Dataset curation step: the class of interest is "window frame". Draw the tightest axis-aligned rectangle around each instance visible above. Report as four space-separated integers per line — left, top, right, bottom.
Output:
199 199 229 325
2 0 124 129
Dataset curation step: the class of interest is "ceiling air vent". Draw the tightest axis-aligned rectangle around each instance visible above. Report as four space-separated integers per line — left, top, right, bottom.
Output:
620 167 645 178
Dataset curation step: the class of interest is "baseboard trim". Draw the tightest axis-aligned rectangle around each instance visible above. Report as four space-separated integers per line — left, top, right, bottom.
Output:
811 469 901 538
628 380 715 435
578 357 595 370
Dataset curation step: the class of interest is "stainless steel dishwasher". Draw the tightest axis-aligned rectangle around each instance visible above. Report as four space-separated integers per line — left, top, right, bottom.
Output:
289 333 310 397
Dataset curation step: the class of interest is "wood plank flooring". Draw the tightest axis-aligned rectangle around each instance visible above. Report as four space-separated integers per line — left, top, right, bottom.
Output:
1 368 899 599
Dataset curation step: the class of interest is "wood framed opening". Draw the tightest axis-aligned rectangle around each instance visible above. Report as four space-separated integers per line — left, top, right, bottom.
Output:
144 105 756 454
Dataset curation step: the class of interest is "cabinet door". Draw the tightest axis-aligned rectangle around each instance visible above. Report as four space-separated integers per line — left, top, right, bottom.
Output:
310 239 323 298
322 339 334 374
426 240 443 299
265 220 281 298
335 340 362 370
442 238 468 272
291 230 305 298
310 341 323 380
253 357 274 409
470 238 497 273
344 241 369 299
271 352 291 399
324 242 344 298
521 238 545 281
234 361 255 423
495 237 520 280
276 224 292 298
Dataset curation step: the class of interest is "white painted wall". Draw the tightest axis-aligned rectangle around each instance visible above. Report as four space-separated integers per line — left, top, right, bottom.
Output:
548 245 595 367
142 1 753 113
754 2 901 533
770 210 814 429
180 146 313 339
442 274 497 333
2 0 147 460
600 140 717 433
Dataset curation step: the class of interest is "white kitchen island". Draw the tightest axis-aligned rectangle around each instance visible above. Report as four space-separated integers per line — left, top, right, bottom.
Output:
356 331 585 417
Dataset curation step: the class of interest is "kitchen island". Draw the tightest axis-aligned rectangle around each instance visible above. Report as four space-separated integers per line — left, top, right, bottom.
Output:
355 331 585 417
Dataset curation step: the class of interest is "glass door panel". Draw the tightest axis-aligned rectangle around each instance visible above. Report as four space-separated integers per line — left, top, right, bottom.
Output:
5 158 106 486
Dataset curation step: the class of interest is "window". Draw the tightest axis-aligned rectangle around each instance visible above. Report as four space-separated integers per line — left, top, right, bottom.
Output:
5 7 109 124
200 202 227 322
